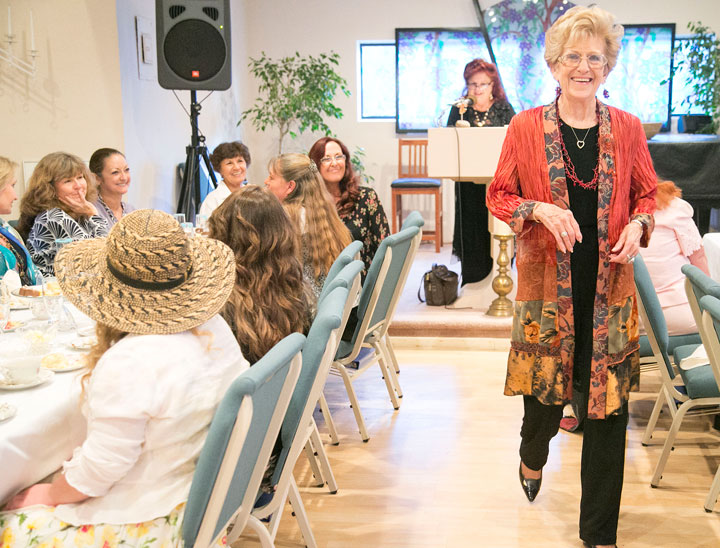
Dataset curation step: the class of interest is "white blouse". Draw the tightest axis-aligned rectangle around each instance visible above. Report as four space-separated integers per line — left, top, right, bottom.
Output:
53 314 249 525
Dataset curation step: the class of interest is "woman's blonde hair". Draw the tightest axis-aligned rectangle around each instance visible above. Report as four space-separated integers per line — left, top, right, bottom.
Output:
0 156 18 192
270 153 352 278
208 185 309 363
544 5 624 72
17 152 97 240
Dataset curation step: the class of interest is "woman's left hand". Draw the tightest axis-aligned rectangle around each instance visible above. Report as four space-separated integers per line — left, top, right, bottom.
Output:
609 221 643 264
4 484 54 510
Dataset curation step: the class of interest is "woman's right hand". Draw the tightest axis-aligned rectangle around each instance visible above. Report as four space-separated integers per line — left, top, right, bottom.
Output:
59 191 96 217
532 203 582 253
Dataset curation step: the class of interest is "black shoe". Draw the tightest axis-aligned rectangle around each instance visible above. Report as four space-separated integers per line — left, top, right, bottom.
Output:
583 543 617 548
519 462 542 502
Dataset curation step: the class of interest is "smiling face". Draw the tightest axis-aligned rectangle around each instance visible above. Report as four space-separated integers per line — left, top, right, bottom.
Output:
218 155 247 191
0 176 18 215
54 173 88 204
319 141 345 187
98 153 130 198
551 35 608 106
264 166 295 202
466 71 494 109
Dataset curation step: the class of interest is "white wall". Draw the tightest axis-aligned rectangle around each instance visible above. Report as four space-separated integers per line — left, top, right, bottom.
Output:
239 0 720 240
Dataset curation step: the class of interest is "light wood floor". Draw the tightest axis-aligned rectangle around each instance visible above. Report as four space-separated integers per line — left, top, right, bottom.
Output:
235 344 720 547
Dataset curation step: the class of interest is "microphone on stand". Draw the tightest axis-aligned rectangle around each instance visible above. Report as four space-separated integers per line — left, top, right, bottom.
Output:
454 96 474 127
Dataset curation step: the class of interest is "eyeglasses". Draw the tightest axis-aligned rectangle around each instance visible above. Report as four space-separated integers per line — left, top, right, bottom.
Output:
320 154 346 165
467 82 491 90
559 52 608 69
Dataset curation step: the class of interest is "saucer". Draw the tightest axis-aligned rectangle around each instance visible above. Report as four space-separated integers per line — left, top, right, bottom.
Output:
41 352 87 373
0 368 54 390
0 402 17 422
9 298 30 310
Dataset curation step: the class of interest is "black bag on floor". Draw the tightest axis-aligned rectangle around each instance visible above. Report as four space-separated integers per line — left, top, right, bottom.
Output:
418 264 459 306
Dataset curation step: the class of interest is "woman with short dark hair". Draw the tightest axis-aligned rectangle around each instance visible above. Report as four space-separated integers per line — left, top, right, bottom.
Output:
199 141 251 218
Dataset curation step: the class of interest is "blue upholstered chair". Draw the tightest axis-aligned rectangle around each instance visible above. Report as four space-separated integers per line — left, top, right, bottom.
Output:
182 334 303 548
633 255 701 445
390 139 442 252
326 226 420 441
319 240 363 303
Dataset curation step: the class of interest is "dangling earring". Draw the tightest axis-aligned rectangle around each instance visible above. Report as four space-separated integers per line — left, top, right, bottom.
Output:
489 93 494 102
603 88 610 99
555 86 562 98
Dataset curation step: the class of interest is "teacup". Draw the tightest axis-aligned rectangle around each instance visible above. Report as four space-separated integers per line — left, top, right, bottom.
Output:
1 356 42 385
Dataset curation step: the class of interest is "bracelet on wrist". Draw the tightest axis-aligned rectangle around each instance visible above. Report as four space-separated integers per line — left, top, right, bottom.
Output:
631 219 644 229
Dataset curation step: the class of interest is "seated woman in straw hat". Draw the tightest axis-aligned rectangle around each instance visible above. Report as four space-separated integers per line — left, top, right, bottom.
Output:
1 209 249 547
208 185 310 364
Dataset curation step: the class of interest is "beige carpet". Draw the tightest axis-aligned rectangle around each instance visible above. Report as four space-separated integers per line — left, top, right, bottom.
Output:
389 242 514 338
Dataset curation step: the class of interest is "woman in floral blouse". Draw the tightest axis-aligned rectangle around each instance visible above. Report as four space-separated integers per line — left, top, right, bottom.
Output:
309 137 389 274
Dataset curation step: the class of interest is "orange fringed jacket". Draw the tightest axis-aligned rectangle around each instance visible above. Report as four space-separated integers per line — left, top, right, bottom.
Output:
486 102 657 419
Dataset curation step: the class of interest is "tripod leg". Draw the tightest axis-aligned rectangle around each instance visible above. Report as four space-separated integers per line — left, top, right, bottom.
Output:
201 147 218 187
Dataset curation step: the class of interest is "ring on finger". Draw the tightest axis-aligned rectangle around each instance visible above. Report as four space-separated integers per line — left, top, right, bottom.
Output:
628 254 635 263
560 231 568 237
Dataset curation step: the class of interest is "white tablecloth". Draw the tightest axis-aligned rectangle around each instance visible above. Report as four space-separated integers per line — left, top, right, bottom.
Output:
703 233 720 281
0 306 92 504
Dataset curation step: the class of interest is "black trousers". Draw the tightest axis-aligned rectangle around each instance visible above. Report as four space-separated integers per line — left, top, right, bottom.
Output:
452 181 493 284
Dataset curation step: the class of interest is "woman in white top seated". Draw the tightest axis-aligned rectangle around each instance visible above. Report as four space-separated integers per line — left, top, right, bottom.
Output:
198 141 251 219
264 153 351 299
1 209 248 547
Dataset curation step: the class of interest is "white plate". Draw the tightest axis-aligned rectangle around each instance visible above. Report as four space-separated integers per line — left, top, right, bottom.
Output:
9 298 30 310
0 402 16 422
11 287 43 299
67 336 97 351
2 320 27 333
0 368 54 390
41 352 87 373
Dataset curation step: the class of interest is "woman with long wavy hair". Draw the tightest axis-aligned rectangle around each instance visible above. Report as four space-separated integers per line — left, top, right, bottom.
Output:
208 185 309 363
265 152 352 297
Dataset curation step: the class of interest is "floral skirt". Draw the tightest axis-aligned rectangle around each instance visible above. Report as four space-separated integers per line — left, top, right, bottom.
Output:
0 503 227 548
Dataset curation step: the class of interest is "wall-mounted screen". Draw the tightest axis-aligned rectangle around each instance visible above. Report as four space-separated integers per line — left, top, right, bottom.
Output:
604 24 674 126
395 28 492 132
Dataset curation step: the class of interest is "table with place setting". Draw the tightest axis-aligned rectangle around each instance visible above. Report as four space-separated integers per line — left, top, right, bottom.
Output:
0 287 94 505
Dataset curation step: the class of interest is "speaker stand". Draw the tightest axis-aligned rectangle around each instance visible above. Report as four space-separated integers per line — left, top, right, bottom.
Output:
177 90 217 222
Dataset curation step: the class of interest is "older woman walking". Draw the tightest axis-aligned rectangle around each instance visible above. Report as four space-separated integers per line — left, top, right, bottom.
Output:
486 6 657 547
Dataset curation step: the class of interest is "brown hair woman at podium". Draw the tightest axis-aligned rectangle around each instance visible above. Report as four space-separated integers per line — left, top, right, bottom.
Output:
446 58 515 285
486 6 656 548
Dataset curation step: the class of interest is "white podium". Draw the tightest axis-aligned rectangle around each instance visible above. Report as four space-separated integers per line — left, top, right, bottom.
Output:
427 127 515 315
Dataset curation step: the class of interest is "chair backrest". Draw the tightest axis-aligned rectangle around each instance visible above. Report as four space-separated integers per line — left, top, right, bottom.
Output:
633 255 675 380
182 333 304 548
319 240 363 303
400 210 425 231
682 264 720 341
340 227 419 360
269 285 351 488
698 295 720 390
398 139 429 179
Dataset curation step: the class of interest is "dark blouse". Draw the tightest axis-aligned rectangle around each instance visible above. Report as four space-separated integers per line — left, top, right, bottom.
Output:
339 186 389 273
446 100 516 128
560 121 599 227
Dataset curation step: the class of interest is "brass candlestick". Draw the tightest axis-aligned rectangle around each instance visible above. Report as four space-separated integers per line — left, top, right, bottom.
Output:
487 234 514 317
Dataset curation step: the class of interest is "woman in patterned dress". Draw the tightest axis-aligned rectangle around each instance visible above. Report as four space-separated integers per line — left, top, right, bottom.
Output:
89 148 136 228
486 6 656 547
309 137 389 274
17 152 109 276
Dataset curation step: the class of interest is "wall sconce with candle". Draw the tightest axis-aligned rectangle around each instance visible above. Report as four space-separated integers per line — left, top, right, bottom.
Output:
1 6 38 77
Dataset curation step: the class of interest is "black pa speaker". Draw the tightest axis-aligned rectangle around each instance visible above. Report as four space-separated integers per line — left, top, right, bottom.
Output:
155 0 231 90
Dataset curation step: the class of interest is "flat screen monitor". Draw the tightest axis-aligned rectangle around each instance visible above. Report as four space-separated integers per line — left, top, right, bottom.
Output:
603 23 674 127
672 35 710 116
395 28 492 132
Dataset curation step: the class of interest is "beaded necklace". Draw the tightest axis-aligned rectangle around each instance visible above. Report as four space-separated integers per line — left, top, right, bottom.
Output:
471 107 491 127
556 98 600 190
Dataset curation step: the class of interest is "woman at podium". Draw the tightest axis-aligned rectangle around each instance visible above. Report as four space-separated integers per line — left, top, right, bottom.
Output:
446 58 515 284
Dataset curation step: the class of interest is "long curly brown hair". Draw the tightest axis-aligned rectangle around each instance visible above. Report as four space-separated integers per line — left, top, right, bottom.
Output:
208 185 309 363
17 152 98 241
270 153 352 279
308 137 361 216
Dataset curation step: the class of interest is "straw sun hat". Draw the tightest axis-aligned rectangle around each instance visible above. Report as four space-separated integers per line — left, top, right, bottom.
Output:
55 209 235 335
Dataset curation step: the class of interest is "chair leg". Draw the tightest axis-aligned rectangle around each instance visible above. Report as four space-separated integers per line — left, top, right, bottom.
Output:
287 475 318 548
651 401 691 487
642 385 669 446
704 463 720 512
384 333 401 375
310 418 338 493
303 438 325 487
334 362 370 441
391 191 399 233
245 515 275 548
377 336 403 401
435 188 442 253
318 393 339 445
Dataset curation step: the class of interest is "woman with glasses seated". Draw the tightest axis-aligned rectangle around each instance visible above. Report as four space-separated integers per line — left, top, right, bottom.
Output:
447 59 515 285
0 156 37 285
17 152 109 277
309 137 389 274
487 6 657 547
264 153 352 300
